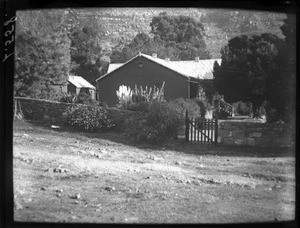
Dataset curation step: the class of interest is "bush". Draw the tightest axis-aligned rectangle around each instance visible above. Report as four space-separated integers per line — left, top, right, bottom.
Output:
60 93 78 103
125 101 182 143
169 98 202 119
63 105 114 131
233 101 252 116
76 92 97 105
60 92 97 105
126 101 149 112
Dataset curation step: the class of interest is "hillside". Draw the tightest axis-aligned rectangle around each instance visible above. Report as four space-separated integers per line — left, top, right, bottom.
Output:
16 8 286 59
66 8 286 58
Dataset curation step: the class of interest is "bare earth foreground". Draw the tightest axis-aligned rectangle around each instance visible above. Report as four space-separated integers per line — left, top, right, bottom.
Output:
13 120 295 223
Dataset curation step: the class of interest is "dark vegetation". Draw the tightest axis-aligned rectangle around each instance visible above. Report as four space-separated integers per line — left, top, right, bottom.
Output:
213 15 296 123
14 8 294 127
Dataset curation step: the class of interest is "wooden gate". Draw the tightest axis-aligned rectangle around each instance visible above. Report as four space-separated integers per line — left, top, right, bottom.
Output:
185 111 218 145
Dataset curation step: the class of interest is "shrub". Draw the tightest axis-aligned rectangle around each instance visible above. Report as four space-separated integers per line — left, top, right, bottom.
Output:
76 92 97 105
169 98 202 119
63 105 114 131
39 90 65 101
60 92 78 103
233 101 252 116
125 101 182 143
126 101 149 112
60 92 97 105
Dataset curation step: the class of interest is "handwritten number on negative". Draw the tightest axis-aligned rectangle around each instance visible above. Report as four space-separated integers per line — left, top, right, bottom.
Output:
5 24 14 36
4 16 16 26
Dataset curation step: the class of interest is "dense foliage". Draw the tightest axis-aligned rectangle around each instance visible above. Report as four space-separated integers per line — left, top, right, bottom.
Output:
14 30 71 98
213 33 282 118
168 98 202 119
69 26 109 86
124 97 207 143
232 101 252 116
265 14 296 124
15 10 71 99
111 12 211 62
213 14 295 123
63 105 114 131
125 101 182 143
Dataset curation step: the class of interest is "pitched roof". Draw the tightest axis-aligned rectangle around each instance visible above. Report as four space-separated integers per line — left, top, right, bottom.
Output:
68 75 96 89
96 53 221 81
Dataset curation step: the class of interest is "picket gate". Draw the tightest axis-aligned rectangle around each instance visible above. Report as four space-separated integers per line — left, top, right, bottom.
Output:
185 110 218 145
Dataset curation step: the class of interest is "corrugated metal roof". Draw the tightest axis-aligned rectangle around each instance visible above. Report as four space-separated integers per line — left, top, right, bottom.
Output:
97 53 221 81
68 75 96 89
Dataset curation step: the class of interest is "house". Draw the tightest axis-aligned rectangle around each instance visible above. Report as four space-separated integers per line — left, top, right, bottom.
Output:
54 75 96 100
95 52 221 105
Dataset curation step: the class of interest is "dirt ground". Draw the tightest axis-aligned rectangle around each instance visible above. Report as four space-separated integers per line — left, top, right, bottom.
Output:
13 120 295 223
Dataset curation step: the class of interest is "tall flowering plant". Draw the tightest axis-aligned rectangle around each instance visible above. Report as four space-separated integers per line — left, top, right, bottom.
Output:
116 85 133 108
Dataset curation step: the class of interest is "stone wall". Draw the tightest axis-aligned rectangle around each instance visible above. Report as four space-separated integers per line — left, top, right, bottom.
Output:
218 120 295 148
14 97 134 127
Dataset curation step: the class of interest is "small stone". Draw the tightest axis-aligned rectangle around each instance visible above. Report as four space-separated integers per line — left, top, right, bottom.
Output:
272 185 281 190
40 187 46 190
75 193 81 199
56 194 61 198
111 216 116 221
56 189 63 193
73 201 79 204
146 176 151 179
175 161 181 165
70 193 81 199
104 187 115 191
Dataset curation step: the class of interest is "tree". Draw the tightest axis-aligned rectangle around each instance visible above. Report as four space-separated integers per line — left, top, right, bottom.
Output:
15 29 71 98
15 10 71 98
266 14 296 123
150 12 205 43
150 12 211 60
110 32 180 63
111 13 211 63
213 33 282 117
69 25 104 85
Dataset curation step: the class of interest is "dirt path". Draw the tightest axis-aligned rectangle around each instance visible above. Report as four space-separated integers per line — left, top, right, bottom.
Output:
13 121 295 223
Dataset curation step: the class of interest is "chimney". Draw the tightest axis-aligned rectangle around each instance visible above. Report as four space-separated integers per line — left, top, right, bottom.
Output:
195 57 199 62
165 57 170 62
152 53 157 58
